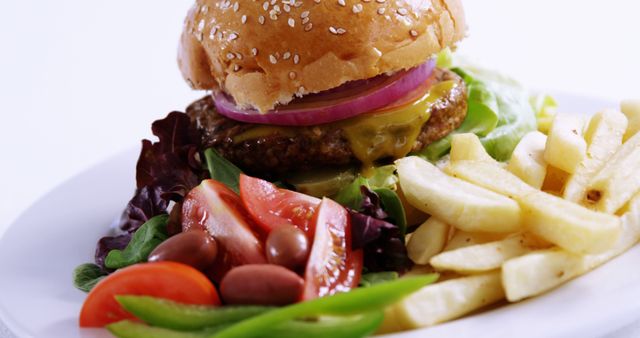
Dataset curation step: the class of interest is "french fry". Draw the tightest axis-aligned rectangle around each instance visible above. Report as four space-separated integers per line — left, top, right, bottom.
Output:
443 230 505 251
544 114 587 174
507 131 548 189
388 271 504 329
407 217 450 265
586 131 640 213
621 99 640 141
503 192 640 302
563 110 627 203
430 233 548 274
502 248 584 302
446 161 621 254
396 157 522 233
450 133 496 162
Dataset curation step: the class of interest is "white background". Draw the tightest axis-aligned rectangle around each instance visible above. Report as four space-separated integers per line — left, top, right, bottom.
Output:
1 0 639 235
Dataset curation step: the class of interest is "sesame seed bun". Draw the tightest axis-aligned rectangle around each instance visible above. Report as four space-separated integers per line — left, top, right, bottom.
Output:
179 0 466 113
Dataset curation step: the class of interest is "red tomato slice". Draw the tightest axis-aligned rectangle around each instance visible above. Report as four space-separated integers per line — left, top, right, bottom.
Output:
240 174 321 234
302 198 363 300
182 179 267 281
79 262 220 327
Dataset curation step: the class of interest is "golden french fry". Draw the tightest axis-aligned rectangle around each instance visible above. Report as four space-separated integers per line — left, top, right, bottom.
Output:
388 271 504 329
446 160 621 254
443 230 505 251
502 248 583 302
430 233 548 274
586 131 640 213
621 99 640 141
507 131 548 189
564 110 627 203
450 133 496 162
544 114 587 174
396 157 522 233
503 192 640 302
407 217 450 265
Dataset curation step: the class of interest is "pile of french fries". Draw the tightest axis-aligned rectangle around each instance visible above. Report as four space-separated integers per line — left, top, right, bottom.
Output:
380 100 640 332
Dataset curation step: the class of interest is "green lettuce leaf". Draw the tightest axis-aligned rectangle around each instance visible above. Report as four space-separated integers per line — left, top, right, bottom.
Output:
416 58 538 162
105 215 169 269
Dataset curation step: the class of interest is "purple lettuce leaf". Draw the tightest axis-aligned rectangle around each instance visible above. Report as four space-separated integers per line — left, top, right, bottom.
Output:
350 187 412 273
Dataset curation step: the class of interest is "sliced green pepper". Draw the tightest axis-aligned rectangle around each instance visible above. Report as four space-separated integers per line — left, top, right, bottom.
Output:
116 296 271 331
213 274 438 338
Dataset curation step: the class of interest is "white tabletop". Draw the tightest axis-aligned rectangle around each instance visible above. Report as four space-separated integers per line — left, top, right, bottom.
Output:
0 0 639 336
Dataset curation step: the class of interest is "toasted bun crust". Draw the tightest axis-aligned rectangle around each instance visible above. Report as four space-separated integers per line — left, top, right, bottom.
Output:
179 0 466 112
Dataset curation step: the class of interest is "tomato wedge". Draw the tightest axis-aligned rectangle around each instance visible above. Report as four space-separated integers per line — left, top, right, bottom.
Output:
240 174 321 234
79 262 219 327
302 197 363 300
182 179 267 281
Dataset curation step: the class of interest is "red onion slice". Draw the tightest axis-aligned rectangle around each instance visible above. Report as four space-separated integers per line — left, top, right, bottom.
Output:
213 60 436 126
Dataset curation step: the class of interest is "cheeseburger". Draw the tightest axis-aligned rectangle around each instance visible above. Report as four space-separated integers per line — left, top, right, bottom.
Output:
178 0 467 177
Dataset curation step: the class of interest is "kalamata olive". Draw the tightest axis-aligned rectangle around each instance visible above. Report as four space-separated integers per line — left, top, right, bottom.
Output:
148 230 217 271
265 225 309 269
220 264 304 306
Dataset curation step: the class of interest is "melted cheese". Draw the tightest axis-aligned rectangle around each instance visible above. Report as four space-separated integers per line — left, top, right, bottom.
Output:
342 81 456 172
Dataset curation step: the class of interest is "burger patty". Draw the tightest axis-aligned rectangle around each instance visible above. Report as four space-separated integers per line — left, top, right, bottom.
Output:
187 68 467 176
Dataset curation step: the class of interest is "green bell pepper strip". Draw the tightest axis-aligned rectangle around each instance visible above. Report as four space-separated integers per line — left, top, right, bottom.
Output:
116 296 271 331
212 274 438 338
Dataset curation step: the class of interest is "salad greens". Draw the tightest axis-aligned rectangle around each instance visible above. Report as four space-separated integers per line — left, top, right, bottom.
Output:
73 263 107 293
104 215 169 270
204 148 243 194
417 51 538 162
359 271 399 287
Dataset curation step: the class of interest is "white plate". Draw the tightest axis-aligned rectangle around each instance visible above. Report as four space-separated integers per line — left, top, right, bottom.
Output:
1 92 638 338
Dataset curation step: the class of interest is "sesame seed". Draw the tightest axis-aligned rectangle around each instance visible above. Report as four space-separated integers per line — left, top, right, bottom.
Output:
259 15 265 24
284 4 291 12
289 71 297 79
270 12 278 20
195 32 203 41
217 31 223 39
235 52 243 60
410 29 418 37
397 7 408 15
298 86 305 94
302 17 310 24
200 5 209 14
271 0 277 5
329 26 337 34
274 4 281 12
362 0 371 2
375 0 385 2
338 0 346 6
233 2 239 12
269 54 278 64
288 18 295 27
377 7 385 14
336 27 346 34
234 64 240 72
352 3 363 13
294 54 300 64
304 23 313 31
229 32 238 40
241 15 247 24
227 53 236 60
283 52 291 60
197 19 205 32
263 2 269 10
314 0 321 3
209 27 218 40
301 10 310 18
252 48 258 56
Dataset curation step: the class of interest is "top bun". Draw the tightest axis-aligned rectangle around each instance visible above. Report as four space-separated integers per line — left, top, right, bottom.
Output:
179 0 466 113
